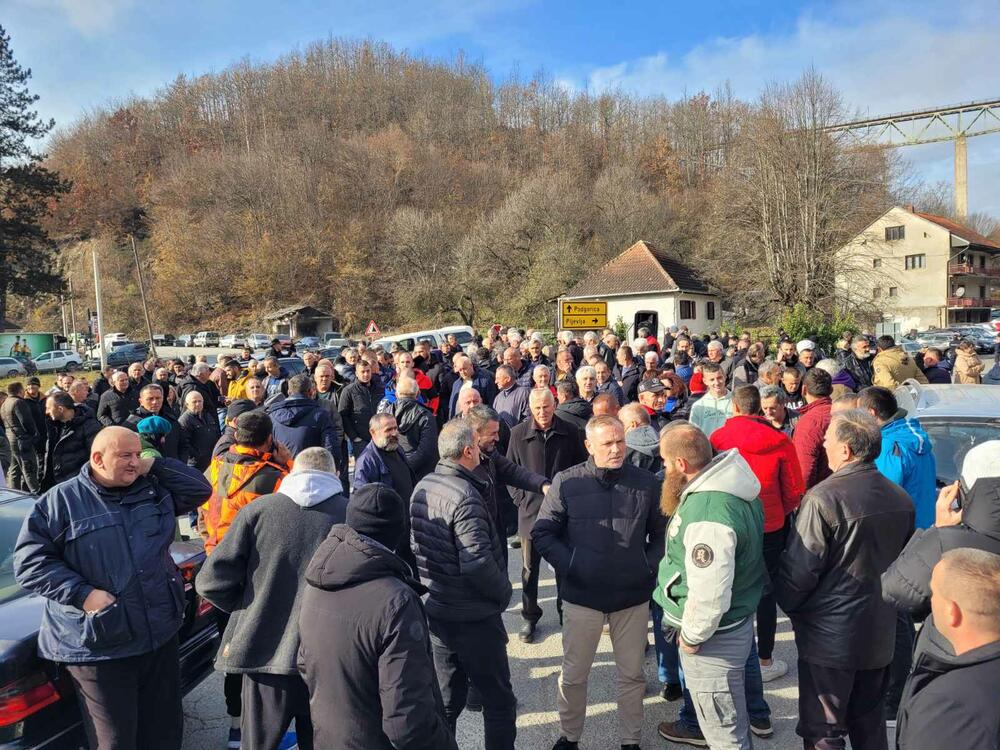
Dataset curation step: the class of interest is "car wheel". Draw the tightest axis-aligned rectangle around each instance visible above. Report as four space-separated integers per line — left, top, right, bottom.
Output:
7 370 19 378
66 362 80 372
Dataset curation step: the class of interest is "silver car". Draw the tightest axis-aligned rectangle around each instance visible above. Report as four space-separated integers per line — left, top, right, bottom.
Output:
894 381 1000 484
0 357 26 378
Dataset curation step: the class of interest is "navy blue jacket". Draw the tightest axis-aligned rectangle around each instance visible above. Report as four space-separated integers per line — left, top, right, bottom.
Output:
447 369 497 416
266 395 338 457
14 458 212 663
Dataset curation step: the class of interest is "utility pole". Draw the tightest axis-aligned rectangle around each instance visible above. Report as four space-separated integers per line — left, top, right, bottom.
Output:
92 247 107 371
129 234 157 359
67 278 78 355
955 134 968 219
59 294 68 339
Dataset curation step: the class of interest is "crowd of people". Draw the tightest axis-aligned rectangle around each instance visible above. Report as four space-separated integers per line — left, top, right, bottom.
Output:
3 324 1000 750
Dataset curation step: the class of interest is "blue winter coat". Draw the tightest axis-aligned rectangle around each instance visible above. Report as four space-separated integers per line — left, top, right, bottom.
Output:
875 414 937 530
353 441 411 491
266 395 338 457
447 369 497 415
13 458 211 663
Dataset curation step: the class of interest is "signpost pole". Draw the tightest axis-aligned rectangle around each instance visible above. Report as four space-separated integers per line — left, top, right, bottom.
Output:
67 278 79 355
130 235 158 359
92 247 107 371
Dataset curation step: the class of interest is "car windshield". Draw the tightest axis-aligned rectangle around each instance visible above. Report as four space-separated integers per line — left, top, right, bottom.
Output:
0 496 36 605
922 419 1000 486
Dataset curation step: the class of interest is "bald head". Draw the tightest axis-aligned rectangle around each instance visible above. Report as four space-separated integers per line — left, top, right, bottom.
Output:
90 427 143 489
456 386 483 416
659 423 713 477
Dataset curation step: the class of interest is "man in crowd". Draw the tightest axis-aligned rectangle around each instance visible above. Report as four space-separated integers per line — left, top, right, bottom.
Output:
410 420 516 749
533 415 664 750
177 363 224 431
636 377 667 432
753 360 782 391
245 376 266 408
197 447 348 750
297 482 458 750
339 359 380 456
502 343 535 387
493 364 530 428
69 379 98 417
919 347 951 384
731 343 766 387
895 548 1000 749
776 410 914 749
760 384 797 437
14 427 211 750
260 357 287 400
313 363 348 485
448 355 495 415
391 375 438 482
872 335 928 389
793 369 834 490
689 361 733 437
2 382 42 492
97 371 138 427
615 346 642 402
507 388 587 642
619 402 661 473
126 383 187 461
267 374 339 457
655 424 765 750
842 335 875 390
554 380 592 432
41 391 101 490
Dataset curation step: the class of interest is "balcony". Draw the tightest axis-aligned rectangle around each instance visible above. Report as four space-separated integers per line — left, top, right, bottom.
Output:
947 296 999 308
949 263 1000 277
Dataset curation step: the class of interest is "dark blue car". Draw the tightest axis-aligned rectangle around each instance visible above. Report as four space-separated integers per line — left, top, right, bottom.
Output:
0 489 219 749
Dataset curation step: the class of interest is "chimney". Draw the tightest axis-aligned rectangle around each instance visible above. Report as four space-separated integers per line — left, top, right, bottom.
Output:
905 204 914 213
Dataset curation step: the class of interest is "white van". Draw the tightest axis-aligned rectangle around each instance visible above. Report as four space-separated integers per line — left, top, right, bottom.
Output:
372 325 476 352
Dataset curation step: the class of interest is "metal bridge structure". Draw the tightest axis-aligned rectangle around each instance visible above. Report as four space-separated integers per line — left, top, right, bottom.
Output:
825 98 1000 218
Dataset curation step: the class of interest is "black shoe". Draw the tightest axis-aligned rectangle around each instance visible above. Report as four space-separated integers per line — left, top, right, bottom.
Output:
551 739 578 750
750 717 773 737
519 622 536 643
465 699 482 713
657 721 707 747
660 682 683 702
509 536 522 549
621 745 641 750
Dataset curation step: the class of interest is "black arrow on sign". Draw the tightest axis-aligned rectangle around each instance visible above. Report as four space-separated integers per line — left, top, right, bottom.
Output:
592 318 598 323
566 305 573 312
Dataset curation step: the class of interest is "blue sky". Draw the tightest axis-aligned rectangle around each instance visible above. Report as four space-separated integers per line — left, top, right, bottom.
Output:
6 0 1000 215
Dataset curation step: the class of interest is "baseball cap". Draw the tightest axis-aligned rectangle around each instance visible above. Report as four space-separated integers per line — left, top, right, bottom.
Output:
226 399 257 421
27 376 41 386
638 378 666 395
796 339 816 353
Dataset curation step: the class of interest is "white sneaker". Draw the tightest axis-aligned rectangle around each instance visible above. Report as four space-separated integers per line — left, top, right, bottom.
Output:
759 658 788 682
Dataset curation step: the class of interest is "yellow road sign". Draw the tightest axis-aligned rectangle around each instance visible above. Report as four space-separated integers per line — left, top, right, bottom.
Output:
560 300 608 329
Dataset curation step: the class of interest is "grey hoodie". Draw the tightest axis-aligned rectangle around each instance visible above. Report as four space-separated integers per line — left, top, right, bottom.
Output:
625 424 662 473
278 469 345 508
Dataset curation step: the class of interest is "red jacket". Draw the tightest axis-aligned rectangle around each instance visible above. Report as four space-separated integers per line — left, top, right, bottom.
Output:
792 397 833 490
711 415 805 531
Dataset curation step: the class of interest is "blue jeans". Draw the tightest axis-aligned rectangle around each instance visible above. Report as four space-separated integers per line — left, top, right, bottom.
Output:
677 624 770 731
651 602 680 685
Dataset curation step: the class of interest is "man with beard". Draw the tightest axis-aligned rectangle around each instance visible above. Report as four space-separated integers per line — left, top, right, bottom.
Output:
533 416 664 750
775 338 799 369
352 414 416 569
842 335 875 390
655 423 766 750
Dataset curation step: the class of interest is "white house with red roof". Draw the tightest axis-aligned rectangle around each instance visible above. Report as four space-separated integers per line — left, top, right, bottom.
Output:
836 206 1000 332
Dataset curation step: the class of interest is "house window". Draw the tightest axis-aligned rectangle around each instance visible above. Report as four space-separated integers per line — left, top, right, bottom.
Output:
904 254 925 270
680 300 696 320
873 287 882 299
889 287 898 297
980 286 987 298
706 301 716 320
872 259 882 269
980 255 987 268
885 225 905 241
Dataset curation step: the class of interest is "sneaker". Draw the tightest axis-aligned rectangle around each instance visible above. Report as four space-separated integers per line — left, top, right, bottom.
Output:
657 721 707 747
227 728 241 749
661 682 683 702
750 718 774 737
519 622 536 643
759 658 788 682
551 738 579 750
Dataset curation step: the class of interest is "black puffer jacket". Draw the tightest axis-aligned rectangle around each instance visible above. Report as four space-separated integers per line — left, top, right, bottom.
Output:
42 411 102 489
297 526 457 750
506 416 587 538
337 379 380 448
410 460 511 622
841 352 874 390
391 398 438 481
125 407 188 462
176 375 223 417
96 388 137 427
555 397 592 432
178 410 219 471
532 458 666 614
775 461 914 669
883 476 1000 620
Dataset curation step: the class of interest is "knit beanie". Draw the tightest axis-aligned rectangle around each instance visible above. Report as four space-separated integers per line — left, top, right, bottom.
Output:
346 483 405 551
136 415 172 436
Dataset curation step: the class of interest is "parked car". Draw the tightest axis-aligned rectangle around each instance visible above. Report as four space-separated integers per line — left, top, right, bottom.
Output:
323 331 350 347
219 334 246 349
279 357 306 376
245 333 271 350
106 343 150 368
0 357 27 378
192 332 220 347
174 334 194 348
0 488 219 749
894 382 1000 486
294 336 321 349
316 346 342 361
31 350 82 374
151 333 175 346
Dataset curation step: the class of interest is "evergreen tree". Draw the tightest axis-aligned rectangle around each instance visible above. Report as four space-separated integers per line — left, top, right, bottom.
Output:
0 24 67 329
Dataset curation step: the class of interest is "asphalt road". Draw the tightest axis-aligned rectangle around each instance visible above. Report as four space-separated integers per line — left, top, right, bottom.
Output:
181 548 814 750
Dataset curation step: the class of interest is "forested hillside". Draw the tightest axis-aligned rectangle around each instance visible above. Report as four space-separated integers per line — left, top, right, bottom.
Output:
25 39 907 334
